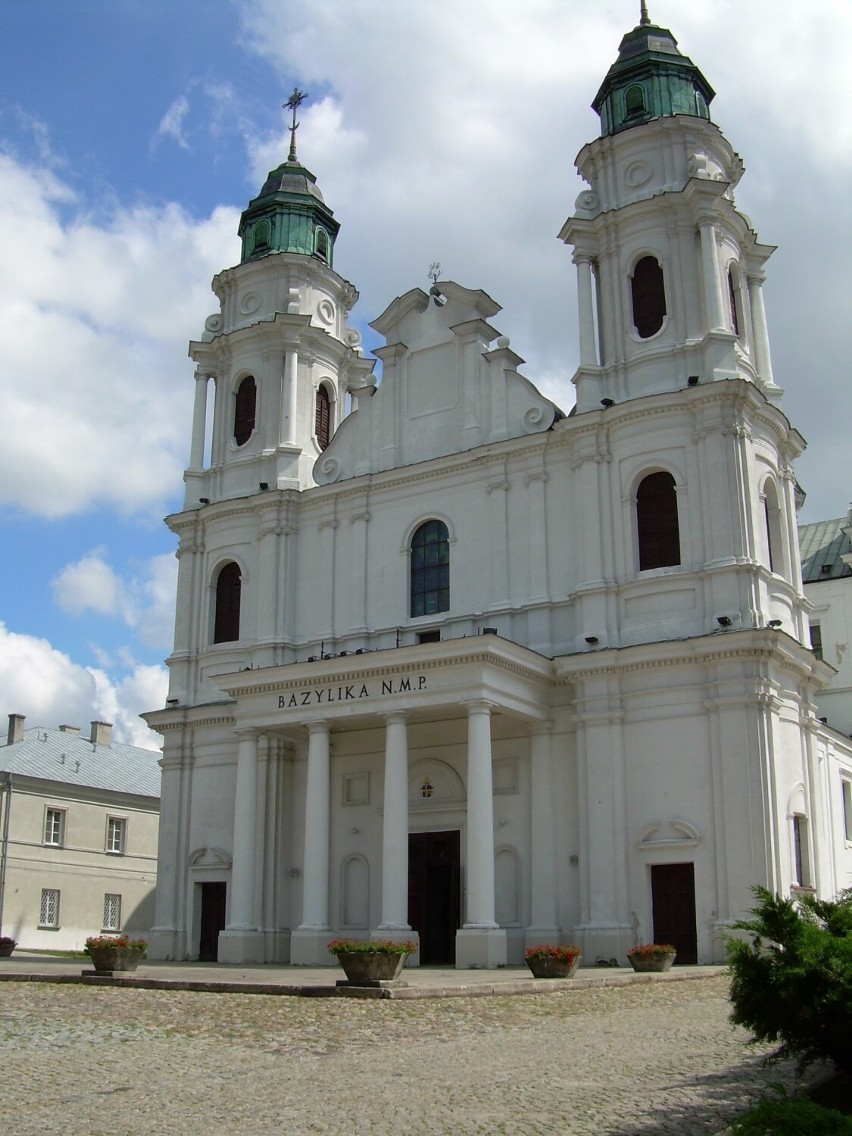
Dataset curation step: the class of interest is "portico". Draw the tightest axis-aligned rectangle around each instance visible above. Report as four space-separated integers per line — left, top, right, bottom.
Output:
214 636 556 967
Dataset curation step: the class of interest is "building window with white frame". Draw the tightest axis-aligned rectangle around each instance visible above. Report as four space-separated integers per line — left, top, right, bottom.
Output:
44 808 65 847
39 888 60 928
103 893 121 932
842 779 852 844
106 816 126 855
792 814 811 887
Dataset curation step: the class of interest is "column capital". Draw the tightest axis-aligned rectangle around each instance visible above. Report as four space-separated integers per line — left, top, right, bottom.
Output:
463 698 497 715
382 710 408 726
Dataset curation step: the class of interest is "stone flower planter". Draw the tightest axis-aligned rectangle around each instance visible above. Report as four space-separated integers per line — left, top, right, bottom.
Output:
627 946 676 973
84 935 147 974
524 945 582 979
525 954 581 979
328 938 416 986
0 939 16 958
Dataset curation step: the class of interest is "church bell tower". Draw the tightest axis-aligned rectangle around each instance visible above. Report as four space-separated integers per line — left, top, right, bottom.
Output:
560 5 782 414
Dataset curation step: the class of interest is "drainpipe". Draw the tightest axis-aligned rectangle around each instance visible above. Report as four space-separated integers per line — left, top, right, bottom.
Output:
0 772 11 937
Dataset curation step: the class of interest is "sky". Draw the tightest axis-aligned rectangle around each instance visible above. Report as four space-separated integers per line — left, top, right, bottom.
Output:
0 0 849 749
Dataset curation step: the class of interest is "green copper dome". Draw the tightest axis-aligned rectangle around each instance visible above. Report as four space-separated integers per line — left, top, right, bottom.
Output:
593 15 714 137
238 158 340 265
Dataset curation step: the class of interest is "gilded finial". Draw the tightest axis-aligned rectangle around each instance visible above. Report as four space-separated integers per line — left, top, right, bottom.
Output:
284 87 309 162
640 1 650 25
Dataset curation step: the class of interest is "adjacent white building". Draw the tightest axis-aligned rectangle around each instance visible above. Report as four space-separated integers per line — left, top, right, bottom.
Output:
0 715 160 950
144 12 852 967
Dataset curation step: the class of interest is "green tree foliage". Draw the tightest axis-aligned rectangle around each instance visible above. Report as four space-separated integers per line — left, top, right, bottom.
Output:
730 1093 852 1135
727 887 852 1074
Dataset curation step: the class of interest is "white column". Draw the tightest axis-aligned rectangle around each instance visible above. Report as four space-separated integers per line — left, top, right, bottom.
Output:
527 723 559 945
189 369 209 470
575 255 598 366
227 730 260 930
747 273 776 389
378 713 411 931
282 344 299 445
699 218 725 331
464 701 498 928
299 721 331 929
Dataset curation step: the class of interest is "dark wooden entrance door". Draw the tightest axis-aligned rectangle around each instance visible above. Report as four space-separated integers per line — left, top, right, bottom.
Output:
408 830 461 965
651 863 697 964
198 881 227 962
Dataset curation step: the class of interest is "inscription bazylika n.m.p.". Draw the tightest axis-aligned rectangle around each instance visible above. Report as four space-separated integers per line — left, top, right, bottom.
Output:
277 674 427 709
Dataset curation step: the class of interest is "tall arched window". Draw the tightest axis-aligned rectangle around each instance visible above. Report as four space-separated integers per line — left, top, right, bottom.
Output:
315 384 331 450
727 266 741 336
637 472 681 570
625 84 646 119
213 561 241 643
763 479 783 575
233 376 256 446
631 256 667 339
315 228 329 261
410 520 450 617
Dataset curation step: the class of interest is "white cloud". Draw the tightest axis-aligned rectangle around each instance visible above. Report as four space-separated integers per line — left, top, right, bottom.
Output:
51 549 178 651
0 621 164 748
0 147 239 520
154 95 191 151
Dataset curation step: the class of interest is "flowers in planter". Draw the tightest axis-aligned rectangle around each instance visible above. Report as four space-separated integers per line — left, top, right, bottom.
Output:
327 938 417 956
627 942 676 958
84 934 147 956
524 944 581 963
0 936 17 947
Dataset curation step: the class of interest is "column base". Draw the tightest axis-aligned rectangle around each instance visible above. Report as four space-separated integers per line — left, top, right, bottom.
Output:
574 923 634 967
217 928 265 965
262 928 292 964
371 929 420 967
146 928 187 962
290 928 335 966
455 927 508 969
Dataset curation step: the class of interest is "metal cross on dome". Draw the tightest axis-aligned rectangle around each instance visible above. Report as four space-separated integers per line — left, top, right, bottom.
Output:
284 87 309 161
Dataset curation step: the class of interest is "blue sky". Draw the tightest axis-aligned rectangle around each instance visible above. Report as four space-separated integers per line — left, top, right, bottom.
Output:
1 0 850 747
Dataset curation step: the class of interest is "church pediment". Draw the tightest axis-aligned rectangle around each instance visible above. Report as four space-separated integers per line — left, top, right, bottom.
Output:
313 280 560 484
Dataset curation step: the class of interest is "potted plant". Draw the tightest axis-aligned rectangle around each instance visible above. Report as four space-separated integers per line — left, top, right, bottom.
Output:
84 934 147 973
0 935 17 957
524 944 582 978
626 943 676 972
327 938 417 984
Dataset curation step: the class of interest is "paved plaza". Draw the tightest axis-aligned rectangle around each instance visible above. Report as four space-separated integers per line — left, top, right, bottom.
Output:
0 963 823 1135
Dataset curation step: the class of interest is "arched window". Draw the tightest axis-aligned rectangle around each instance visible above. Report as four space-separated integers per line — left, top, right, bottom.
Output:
410 520 450 617
213 561 241 643
315 228 329 261
637 472 681 570
631 256 667 339
625 84 646 119
315 384 331 450
233 376 256 446
252 221 271 254
763 479 783 575
727 266 741 337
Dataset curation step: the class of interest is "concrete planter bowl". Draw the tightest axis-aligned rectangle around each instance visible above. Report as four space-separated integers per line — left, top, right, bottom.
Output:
328 938 416 986
84 935 147 974
627 946 676 973
525 952 581 979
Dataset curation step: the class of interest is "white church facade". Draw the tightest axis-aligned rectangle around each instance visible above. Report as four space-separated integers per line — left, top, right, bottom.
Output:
144 12 852 967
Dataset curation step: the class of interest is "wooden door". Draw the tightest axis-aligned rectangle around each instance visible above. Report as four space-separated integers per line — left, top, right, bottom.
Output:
198 881 227 962
651 863 697 964
408 831 461 965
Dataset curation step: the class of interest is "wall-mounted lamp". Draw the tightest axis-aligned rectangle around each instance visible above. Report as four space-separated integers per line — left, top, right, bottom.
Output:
165 698 179 707
199 497 210 504
585 635 599 645
307 655 319 662
768 619 782 629
717 615 732 627
600 398 614 408
687 376 699 387
259 481 269 491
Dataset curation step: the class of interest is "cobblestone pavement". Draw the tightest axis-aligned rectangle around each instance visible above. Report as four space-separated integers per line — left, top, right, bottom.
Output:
0 975 818 1135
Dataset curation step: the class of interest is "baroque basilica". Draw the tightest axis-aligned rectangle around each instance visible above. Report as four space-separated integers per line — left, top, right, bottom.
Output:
144 10 852 966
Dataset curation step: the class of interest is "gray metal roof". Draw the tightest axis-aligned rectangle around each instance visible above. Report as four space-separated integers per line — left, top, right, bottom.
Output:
0 728 161 799
799 517 852 584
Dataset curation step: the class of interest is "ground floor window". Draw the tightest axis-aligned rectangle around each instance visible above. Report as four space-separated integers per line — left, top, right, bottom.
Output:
39 888 60 928
102 893 121 931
